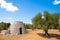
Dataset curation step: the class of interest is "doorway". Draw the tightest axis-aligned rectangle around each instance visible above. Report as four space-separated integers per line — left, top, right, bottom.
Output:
19 28 22 34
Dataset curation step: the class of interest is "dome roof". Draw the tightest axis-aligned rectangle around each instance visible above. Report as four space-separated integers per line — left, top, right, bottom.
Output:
10 21 24 28
13 21 23 24
12 21 23 25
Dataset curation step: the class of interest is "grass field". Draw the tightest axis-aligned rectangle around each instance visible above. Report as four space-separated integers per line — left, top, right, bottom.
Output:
0 29 60 40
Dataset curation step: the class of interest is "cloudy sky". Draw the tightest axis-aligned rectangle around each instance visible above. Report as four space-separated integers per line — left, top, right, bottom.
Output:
0 0 60 24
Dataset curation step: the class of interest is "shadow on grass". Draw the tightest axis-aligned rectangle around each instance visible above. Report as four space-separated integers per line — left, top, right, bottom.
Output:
37 33 60 40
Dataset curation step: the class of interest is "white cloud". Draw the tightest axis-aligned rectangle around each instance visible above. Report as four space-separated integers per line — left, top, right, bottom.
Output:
0 0 19 12
53 0 60 5
4 17 13 20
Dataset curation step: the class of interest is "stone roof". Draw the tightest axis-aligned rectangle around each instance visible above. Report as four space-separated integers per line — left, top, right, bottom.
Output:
10 21 24 28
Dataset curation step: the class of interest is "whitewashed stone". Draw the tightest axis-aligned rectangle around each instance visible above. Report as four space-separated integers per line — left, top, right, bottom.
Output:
9 21 26 35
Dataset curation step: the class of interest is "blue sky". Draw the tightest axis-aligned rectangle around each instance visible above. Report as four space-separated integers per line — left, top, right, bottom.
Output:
0 0 60 24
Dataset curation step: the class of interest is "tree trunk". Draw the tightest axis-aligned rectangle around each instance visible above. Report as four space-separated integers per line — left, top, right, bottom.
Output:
44 30 49 36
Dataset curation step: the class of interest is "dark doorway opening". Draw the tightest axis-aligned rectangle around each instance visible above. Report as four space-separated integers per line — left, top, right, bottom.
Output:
19 28 22 34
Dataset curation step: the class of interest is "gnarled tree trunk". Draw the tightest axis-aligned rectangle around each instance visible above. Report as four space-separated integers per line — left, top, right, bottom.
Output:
44 30 49 36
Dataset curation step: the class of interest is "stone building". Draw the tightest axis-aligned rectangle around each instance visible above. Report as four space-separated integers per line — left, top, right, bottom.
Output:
1 21 27 35
10 21 26 35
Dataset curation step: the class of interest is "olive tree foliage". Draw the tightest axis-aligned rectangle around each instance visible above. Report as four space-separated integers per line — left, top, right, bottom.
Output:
58 20 60 31
24 23 33 29
31 11 50 36
0 22 10 32
42 11 50 36
42 11 59 35
31 11 59 36
51 13 59 29
32 13 42 29
58 13 60 31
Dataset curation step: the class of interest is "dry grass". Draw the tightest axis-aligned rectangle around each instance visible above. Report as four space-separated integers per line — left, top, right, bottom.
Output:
0 29 60 40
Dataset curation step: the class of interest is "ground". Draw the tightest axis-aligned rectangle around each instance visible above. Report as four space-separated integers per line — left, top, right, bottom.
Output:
0 29 60 40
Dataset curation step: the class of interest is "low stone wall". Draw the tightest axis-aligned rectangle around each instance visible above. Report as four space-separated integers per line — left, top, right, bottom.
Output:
1 30 10 35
